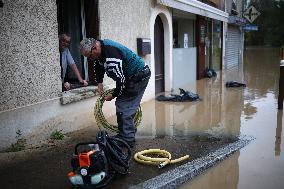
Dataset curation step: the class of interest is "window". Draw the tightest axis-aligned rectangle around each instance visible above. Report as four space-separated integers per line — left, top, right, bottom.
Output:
172 10 196 49
57 0 99 91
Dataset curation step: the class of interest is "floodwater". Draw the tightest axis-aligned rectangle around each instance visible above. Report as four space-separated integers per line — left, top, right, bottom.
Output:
178 47 284 189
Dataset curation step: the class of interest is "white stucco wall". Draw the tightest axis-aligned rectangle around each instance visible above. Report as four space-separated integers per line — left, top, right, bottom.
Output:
98 0 152 90
0 95 102 151
0 0 61 112
150 4 173 92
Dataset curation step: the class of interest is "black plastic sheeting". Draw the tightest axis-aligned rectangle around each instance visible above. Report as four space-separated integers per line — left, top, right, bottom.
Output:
225 81 246 88
205 68 217 78
156 88 201 102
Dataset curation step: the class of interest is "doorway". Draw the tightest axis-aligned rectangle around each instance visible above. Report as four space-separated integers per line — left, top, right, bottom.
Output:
154 15 165 94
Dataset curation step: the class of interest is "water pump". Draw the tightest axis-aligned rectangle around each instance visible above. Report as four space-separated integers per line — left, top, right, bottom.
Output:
68 131 131 188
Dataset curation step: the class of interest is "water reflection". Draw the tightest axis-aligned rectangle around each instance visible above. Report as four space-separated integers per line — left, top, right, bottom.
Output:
243 48 280 100
180 152 240 189
242 102 257 120
137 66 244 139
275 110 283 156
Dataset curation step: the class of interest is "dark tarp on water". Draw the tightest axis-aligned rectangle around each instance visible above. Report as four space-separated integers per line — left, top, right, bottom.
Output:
156 88 201 102
225 81 246 87
205 68 217 78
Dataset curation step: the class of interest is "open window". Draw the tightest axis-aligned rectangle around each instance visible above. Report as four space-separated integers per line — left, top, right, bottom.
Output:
56 0 99 91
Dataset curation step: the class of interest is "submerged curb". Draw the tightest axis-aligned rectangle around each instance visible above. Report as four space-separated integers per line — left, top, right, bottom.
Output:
130 135 254 189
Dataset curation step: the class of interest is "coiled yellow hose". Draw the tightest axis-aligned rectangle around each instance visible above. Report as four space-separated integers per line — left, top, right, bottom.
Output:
94 89 142 133
134 149 189 168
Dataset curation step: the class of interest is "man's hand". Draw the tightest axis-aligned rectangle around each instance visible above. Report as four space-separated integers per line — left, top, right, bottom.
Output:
80 80 88 86
64 82 71 90
97 83 104 95
104 93 113 101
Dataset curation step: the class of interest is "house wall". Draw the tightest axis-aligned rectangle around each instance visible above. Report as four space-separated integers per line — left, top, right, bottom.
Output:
99 0 153 88
150 5 173 92
0 0 61 112
0 0 161 151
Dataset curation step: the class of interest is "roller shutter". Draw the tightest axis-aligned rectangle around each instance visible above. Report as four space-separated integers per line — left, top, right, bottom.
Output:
225 26 241 70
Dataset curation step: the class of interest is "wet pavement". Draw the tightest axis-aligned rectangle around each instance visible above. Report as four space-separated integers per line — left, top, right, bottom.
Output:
0 47 283 189
0 126 235 189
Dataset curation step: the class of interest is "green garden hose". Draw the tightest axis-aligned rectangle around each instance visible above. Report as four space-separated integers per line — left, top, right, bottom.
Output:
94 89 142 133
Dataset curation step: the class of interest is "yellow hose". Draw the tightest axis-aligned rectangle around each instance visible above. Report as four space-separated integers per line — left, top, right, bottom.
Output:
94 89 142 133
134 149 189 168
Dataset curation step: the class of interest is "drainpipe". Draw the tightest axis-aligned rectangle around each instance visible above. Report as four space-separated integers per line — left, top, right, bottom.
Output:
278 59 284 109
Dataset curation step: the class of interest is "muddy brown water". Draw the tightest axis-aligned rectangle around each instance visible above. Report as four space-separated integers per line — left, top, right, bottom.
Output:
180 48 284 189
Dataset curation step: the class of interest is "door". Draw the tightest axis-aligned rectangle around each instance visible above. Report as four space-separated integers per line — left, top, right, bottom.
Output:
154 15 165 94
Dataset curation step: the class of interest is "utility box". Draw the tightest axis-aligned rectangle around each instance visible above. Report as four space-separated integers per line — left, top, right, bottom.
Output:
137 38 151 56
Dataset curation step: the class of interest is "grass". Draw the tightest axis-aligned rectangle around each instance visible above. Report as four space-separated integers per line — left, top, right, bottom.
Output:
5 129 27 152
50 129 64 140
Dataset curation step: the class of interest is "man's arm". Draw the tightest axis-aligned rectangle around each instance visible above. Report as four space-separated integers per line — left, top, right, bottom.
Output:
103 46 126 98
70 64 88 86
66 48 88 86
105 58 125 97
94 60 105 95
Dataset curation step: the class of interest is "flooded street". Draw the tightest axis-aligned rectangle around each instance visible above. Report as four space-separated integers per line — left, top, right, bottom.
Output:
0 48 283 189
179 47 284 189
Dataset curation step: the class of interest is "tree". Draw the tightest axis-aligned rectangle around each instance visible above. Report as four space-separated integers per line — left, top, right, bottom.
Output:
244 0 284 46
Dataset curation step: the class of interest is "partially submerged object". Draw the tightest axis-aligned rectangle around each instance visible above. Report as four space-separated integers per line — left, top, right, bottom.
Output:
205 67 217 78
225 81 246 88
156 88 201 102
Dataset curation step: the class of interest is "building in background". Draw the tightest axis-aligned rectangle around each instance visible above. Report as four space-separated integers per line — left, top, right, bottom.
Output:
156 0 228 90
225 0 246 70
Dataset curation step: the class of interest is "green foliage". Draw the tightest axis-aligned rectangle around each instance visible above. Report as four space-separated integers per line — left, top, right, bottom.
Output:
245 0 284 47
6 129 27 152
50 129 64 140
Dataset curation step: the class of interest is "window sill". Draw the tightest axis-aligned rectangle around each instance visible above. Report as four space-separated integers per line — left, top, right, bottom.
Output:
60 86 98 105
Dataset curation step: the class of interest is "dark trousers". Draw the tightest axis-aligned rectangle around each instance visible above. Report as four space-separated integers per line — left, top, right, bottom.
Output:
115 77 149 143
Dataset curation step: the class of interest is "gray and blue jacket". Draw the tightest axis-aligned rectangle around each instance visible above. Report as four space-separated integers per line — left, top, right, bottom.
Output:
95 39 145 97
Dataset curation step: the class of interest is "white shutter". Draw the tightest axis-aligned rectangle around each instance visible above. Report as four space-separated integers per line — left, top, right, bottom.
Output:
225 26 241 70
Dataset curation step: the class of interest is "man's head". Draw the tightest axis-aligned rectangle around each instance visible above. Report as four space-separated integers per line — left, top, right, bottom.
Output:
59 34 71 51
80 38 101 60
